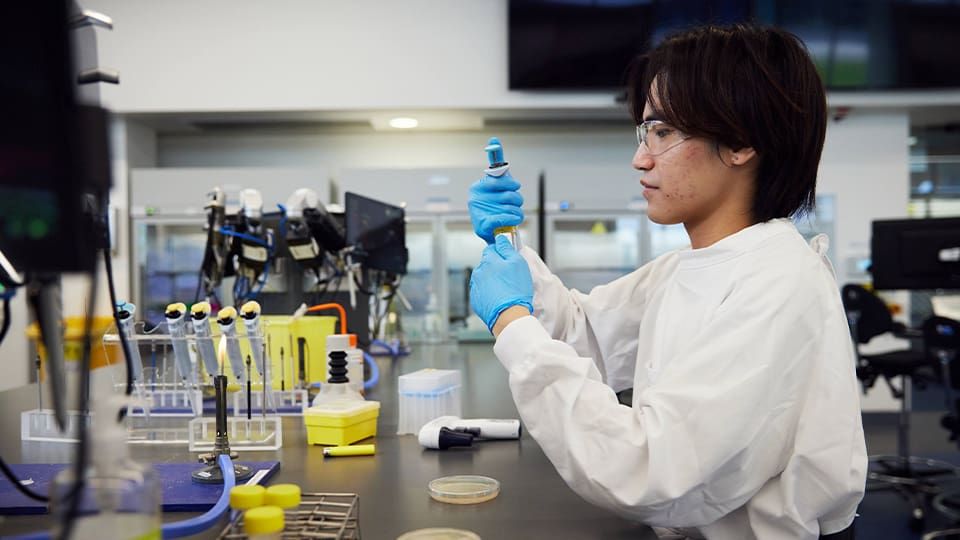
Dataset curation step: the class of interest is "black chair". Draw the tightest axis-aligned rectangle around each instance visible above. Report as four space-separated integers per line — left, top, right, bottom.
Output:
924 316 960 537
841 285 960 531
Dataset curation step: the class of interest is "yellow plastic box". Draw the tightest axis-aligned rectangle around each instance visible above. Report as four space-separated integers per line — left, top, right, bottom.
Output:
304 400 380 446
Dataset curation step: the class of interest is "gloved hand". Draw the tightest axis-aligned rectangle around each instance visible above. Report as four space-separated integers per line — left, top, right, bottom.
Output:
468 173 524 244
470 235 534 332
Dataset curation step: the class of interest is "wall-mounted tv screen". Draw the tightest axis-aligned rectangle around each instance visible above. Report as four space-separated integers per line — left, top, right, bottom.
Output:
509 0 960 91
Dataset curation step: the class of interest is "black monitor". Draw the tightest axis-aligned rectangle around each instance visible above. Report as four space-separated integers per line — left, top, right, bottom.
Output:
871 218 960 291
0 1 105 274
508 0 960 91
344 192 408 275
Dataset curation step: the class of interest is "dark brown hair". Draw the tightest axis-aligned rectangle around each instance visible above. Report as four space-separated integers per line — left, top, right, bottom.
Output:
626 23 827 222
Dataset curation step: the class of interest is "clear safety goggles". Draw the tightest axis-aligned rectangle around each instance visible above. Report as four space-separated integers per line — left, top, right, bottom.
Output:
636 120 692 156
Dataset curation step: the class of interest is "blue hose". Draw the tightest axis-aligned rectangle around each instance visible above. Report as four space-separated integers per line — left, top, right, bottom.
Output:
370 339 399 357
162 454 236 538
363 352 380 390
9 455 236 540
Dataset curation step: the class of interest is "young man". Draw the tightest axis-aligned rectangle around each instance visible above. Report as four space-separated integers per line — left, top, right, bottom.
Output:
468 24 866 539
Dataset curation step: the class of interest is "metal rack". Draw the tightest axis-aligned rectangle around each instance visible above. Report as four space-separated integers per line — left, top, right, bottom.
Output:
218 492 360 539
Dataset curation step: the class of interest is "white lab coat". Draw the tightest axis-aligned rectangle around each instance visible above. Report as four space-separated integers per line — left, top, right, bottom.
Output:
493 219 867 539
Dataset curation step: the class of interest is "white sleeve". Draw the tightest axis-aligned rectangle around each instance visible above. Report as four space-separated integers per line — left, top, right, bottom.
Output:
519 247 675 392
493 276 828 528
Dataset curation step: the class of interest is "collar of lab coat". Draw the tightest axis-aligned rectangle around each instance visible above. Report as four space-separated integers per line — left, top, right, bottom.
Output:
676 218 796 270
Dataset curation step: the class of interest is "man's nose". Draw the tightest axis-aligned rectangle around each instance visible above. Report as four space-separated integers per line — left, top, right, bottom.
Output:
633 144 653 172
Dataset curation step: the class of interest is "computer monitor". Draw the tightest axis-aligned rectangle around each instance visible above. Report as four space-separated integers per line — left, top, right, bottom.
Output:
344 192 408 275
871 218 960 291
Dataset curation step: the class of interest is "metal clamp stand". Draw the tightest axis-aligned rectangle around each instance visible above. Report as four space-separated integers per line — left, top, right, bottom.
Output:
192 375 254 484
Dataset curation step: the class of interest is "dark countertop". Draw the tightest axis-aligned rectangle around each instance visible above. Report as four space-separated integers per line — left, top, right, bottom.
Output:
0 342 656 539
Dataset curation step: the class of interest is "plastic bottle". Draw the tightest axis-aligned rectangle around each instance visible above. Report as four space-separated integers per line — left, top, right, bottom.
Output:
345 334 364 395
51 395 161 540
314 334 364 406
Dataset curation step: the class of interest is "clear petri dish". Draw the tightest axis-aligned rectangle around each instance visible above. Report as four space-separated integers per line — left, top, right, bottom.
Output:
427 475 500 505
397 528 482 540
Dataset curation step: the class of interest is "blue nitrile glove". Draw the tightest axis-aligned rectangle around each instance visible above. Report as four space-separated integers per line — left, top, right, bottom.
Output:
470 235 534 332
468 173 524 244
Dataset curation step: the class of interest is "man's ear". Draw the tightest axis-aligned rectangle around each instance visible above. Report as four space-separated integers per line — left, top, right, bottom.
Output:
726 146 758 167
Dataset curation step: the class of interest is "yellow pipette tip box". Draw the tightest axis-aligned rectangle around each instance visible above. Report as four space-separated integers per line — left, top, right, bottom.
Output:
304 400 380 446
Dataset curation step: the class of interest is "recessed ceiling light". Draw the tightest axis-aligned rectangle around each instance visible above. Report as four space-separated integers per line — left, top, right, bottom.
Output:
389 117 418 129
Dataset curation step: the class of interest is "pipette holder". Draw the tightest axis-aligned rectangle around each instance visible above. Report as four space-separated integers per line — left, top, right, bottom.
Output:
20 409 86 443
234 388 309 416
20 409 192 445
188 416 283 452
98 318 286 447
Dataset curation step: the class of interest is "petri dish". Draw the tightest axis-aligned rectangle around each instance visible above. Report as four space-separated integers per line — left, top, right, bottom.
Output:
397 528 481 540
427 475 500 505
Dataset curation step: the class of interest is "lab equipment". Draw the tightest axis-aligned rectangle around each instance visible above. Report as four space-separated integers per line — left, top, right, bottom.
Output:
165 302 200 415
397 529 481 540
418 416 521 450
115 302 144 382
484 137 522 250
284 188 343 276
190 301 220 376
230 485 267 510
427 475 500 505
304 400 381 446
50 396 161 539
323 444 376 458
313 334 364 405
468 235 534 332
191 375 255 481
397 369 461 435
219 491 360 539
241 301 267 376
265 484 302 508
199 187 228 298
344 191 409 275
237 189 270 285
217 306 247 385
245 505 285 539
870 217 960 290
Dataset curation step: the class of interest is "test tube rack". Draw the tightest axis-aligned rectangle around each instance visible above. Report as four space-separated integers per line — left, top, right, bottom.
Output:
217 492 360 539
188 415 283 452
233 388 310 416
20 408 192 445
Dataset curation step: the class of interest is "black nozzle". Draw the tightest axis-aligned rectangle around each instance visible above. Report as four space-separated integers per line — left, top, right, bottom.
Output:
438 427 475 450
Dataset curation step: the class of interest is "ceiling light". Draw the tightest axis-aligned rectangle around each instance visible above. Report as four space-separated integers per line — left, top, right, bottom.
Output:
388 117 418 129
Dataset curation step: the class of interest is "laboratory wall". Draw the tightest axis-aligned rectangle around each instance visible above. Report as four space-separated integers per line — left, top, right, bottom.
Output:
82 0 612 113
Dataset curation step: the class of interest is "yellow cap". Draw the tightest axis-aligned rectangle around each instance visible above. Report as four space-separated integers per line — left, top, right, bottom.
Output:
244 505 284 535
229 485 266 510
265 484 301 509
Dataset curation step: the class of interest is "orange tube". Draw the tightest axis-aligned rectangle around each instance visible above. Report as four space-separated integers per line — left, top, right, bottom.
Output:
305 303 347 334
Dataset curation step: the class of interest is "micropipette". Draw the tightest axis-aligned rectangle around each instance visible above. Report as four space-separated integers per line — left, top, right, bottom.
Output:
115 301 143 382
216 306 247 385
164 302 199 413
239 301 266 377
240 300 276 410
484 136 522 250
190 302 220 377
